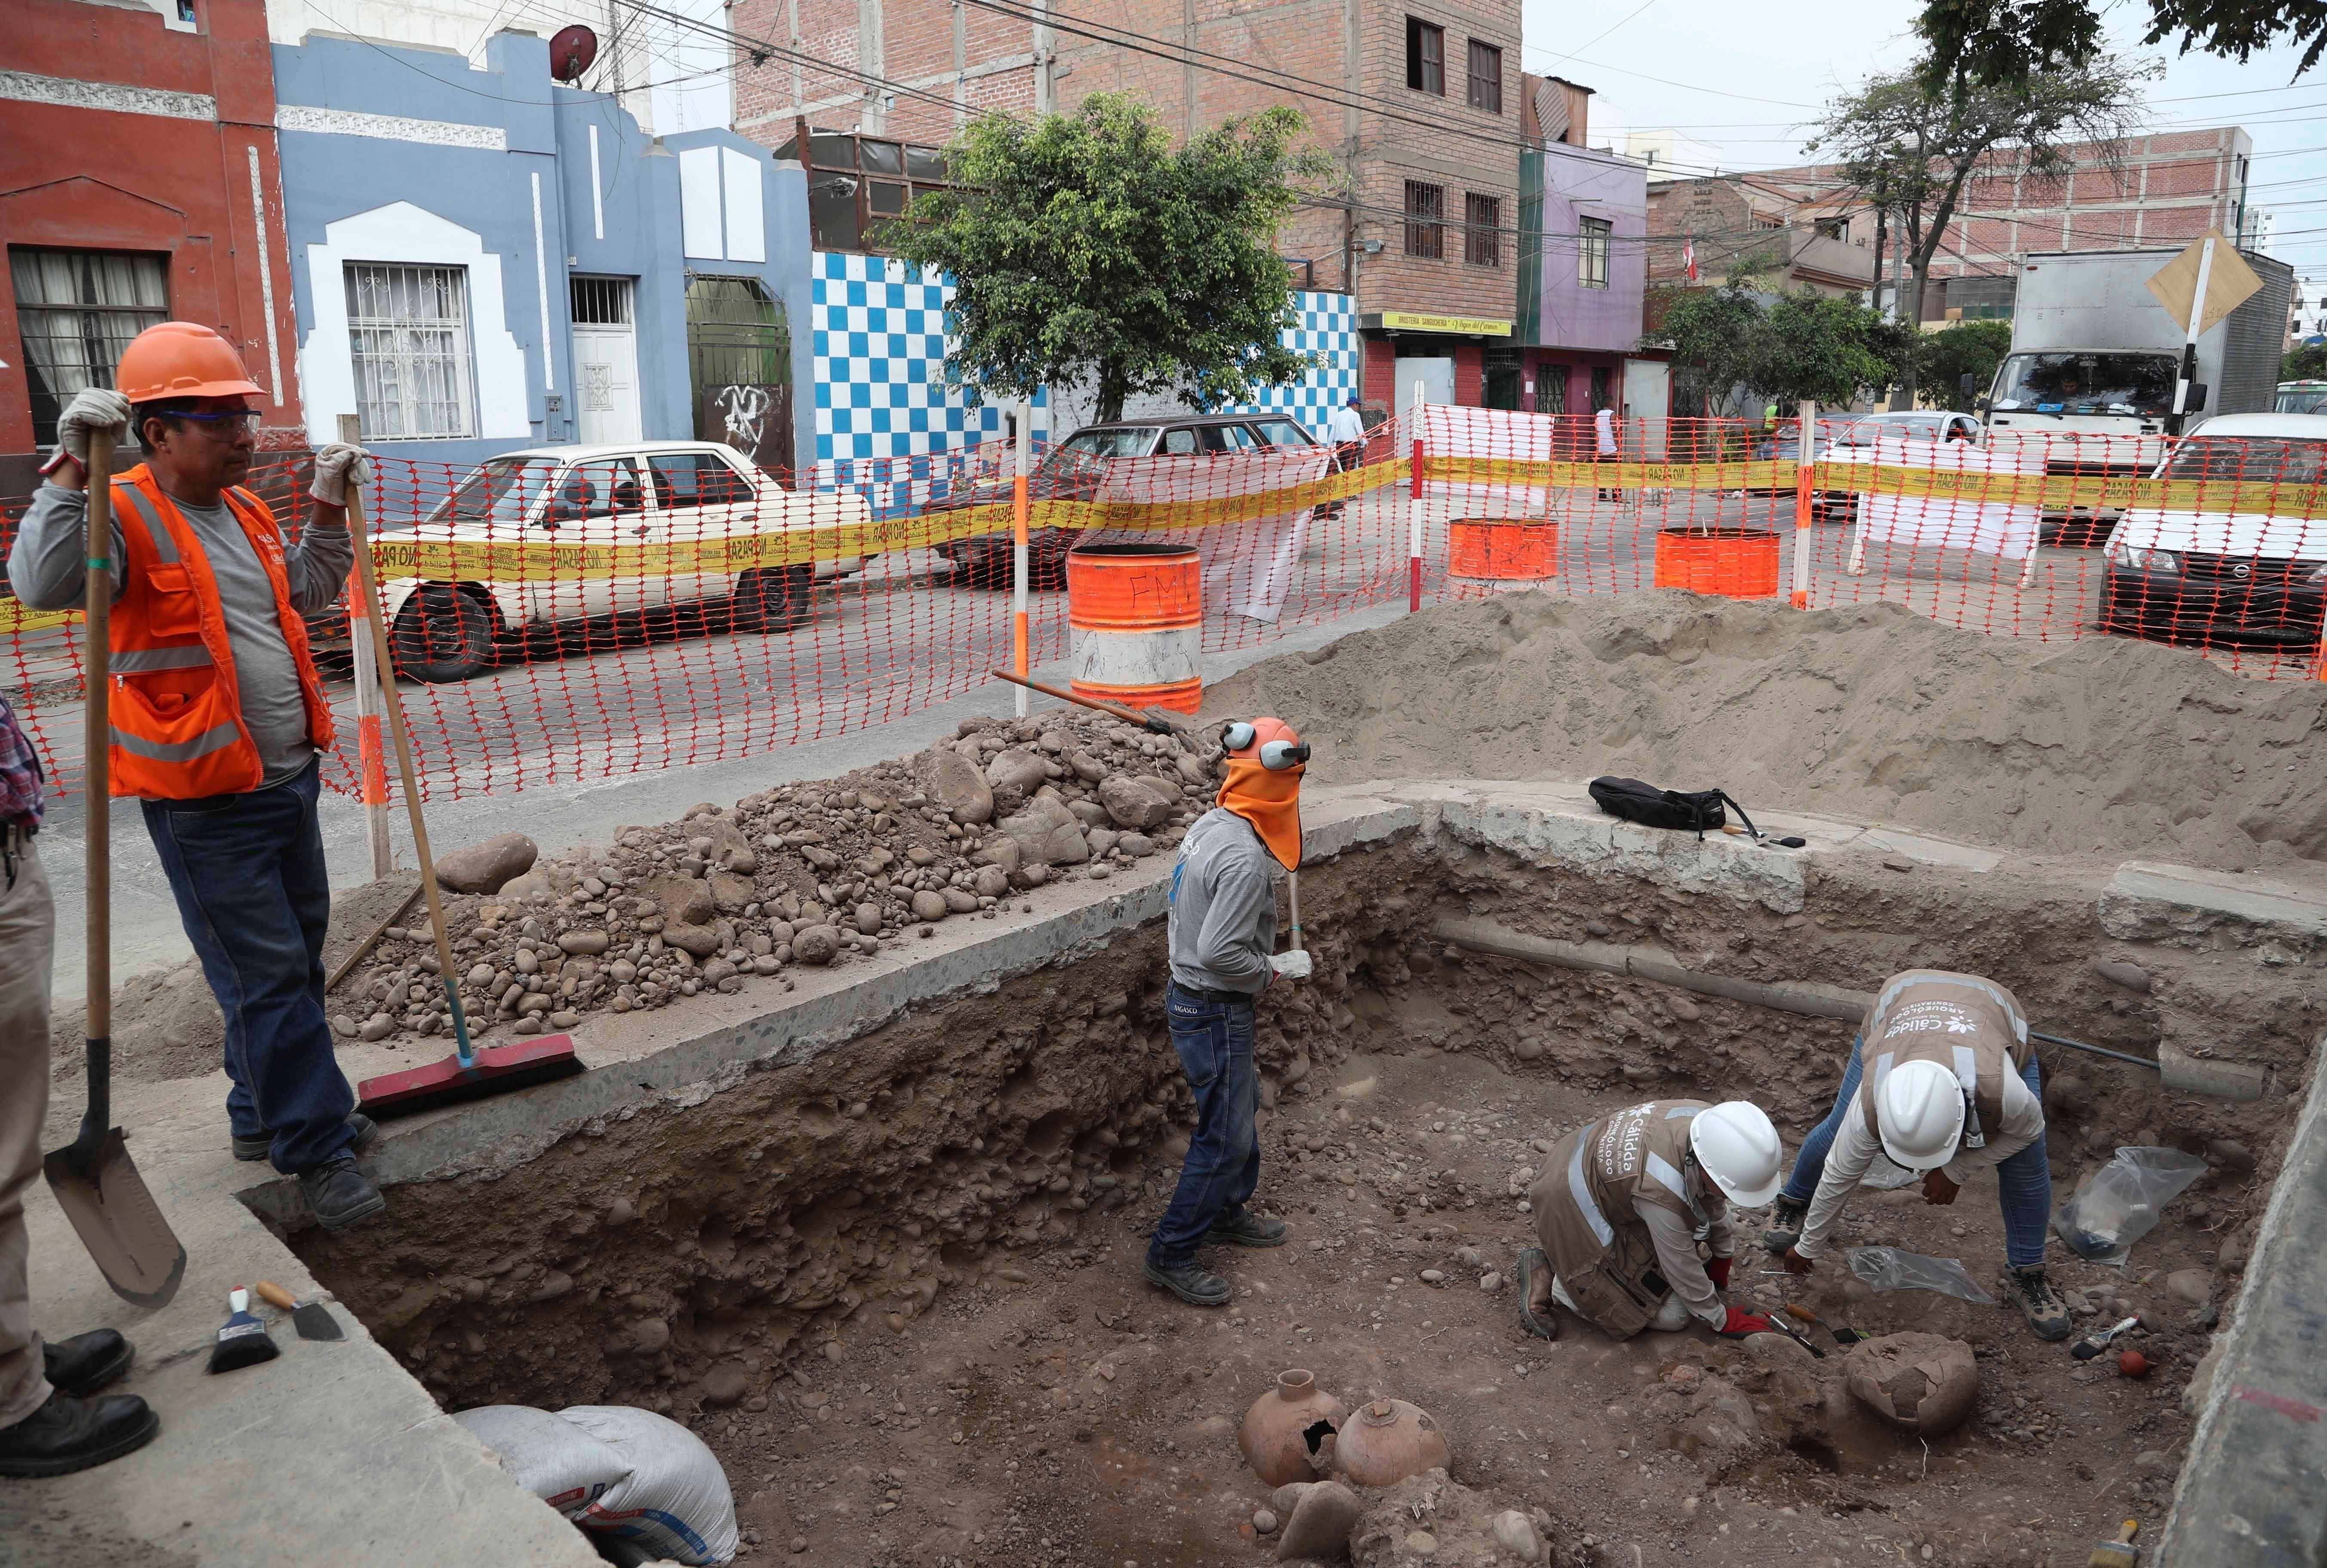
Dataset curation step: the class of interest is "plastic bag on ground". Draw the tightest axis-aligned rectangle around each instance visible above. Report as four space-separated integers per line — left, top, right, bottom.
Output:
452 1404 632 1518
1847 1246 1998 1304
2053 1145 2209 1265
559 1405 739 1566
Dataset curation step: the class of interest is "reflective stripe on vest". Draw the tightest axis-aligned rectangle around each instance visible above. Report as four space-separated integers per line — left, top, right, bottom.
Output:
111 722 241 762
1567 1124 1614 1246
110 646 213 671
1954 1043 1985 1148
112 483 182 565
1643 1152 1706 1226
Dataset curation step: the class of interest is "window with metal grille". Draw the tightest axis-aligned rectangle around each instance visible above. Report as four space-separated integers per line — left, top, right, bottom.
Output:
345 263 475 440
571 276 634 325
1578 216 1611 289
1404 181 1444 258
1465 193 1501 267
1465 40 1502 114
9 248 168 446
776 128 956 254
1406 18 1444 95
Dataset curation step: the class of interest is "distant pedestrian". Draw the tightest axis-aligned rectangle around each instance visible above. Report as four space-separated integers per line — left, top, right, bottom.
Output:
1320 395 1368 521
1143 718 1312 1307
6 323 386 1233
1594 404 1622 501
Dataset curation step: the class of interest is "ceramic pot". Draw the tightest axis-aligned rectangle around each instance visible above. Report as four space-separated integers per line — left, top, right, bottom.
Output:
1238 1369 1348 1486
1332 1397 1450 1488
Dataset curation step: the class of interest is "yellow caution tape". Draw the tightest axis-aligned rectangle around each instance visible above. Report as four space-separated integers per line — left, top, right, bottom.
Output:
0 601 80 634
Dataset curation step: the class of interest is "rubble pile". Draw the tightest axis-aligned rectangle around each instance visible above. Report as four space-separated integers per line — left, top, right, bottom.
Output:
333 711 1222 1047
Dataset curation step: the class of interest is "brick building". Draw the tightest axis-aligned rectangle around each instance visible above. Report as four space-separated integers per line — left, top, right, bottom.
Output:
724 0 1526 410
1646 127 2256 324
0 0 306 493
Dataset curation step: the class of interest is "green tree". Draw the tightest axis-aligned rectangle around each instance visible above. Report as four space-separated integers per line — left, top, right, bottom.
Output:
2284 343 2327 381
1646 284 1912 414
1649 282 1767 416
1917 319 2014 410
1917 0 2324 95
1811 55 2151 407
886 94 1331 423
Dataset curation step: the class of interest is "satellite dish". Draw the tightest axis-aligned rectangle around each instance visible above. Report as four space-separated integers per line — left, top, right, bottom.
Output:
549 24 599 82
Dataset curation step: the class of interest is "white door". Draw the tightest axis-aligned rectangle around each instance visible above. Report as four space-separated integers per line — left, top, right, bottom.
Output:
527 457 659 623
1623 359 1671 459
1395 358 1455 414
571 278 642 445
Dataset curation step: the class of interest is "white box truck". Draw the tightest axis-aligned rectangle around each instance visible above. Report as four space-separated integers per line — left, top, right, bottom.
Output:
1983 246 2294 482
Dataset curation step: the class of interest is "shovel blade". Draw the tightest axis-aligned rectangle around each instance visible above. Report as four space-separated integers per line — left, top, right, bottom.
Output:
43 1129 187 1310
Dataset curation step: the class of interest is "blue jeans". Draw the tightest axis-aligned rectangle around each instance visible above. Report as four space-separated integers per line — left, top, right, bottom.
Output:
1782 1034 2052 1269
1147 984 1261 1271
141 758 356 1174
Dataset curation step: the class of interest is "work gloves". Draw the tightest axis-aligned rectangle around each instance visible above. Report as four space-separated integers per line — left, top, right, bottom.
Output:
1705 1256 1733 1289
310 442 372 507
1268 949 1312 981
1717 1307 1775 1338
48 387 131 471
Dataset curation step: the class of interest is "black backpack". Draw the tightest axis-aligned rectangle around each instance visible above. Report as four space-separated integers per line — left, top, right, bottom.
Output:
1588 777 1764 842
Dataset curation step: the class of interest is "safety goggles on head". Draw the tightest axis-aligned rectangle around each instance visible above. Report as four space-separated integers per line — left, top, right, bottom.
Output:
1221 722 1310 771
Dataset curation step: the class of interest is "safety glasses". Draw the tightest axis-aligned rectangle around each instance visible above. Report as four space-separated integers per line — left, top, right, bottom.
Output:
168 409 262 436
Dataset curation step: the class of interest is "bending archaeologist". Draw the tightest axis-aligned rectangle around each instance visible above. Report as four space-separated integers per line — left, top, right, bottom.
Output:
1765 968 2070 1340
6 324 385 1232
1518 1099 1784 1341
1143 718 1312 1308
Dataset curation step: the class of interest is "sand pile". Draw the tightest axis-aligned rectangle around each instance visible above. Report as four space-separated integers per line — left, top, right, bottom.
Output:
1205 590 2327 870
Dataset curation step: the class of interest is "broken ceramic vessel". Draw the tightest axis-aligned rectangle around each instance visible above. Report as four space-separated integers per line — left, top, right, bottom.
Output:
1239 1369 1349 1486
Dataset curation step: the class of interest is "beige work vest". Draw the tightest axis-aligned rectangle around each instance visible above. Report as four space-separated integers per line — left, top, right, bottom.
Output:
1855 970 2034 1158
1528 1100 1712 1339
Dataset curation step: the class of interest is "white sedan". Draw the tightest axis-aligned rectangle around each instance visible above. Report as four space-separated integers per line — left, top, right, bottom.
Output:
349 441 871 682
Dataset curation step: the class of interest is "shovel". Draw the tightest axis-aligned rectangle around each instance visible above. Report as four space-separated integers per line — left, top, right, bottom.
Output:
42 428 188 1309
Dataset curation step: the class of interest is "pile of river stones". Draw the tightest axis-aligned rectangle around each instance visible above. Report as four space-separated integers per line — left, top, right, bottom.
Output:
334 710 1223 1044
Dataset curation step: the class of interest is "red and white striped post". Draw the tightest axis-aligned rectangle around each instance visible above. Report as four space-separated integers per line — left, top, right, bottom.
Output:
1012 398 1032 718
1408 381 1426 612
339 412 392 876
1790 398 1817 609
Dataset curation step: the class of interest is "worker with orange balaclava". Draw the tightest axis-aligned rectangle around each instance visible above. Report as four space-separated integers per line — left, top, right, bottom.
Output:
1143 717 1310 1308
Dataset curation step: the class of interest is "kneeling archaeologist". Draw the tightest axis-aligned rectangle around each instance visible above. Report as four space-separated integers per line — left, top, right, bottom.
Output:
1519 1099 1785 1341
1765 969 2070 1340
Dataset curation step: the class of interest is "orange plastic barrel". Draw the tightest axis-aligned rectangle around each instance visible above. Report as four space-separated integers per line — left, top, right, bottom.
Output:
1448 519 1558 581
1653 526 1781 600
1066 542 1203 713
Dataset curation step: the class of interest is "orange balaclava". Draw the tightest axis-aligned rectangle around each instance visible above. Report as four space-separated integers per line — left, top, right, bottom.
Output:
1217 717 1308 869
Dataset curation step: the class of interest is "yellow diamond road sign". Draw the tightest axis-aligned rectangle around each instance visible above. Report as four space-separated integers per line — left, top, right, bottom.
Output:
2146 230 2263 338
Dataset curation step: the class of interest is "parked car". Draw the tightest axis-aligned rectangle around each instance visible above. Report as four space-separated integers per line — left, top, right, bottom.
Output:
307 441 871 682
928 414 1321 588
2099 413 2327 650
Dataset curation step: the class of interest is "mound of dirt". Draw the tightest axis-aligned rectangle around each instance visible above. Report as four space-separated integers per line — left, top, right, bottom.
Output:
1204 591 2327 870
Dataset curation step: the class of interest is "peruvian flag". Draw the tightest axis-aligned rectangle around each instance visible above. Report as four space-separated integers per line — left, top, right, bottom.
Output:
1683 237 1698 282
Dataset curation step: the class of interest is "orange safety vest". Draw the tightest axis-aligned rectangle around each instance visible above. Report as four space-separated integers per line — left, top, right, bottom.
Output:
105 465 336 799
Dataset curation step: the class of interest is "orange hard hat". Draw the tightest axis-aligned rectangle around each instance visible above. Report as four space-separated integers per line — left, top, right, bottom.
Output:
115 322 263 403
1221 717 1309 771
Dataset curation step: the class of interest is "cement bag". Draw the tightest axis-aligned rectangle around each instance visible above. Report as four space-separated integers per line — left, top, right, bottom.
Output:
2054 1145 2208 1265
452 1404 632 1518
559 1405 739 1566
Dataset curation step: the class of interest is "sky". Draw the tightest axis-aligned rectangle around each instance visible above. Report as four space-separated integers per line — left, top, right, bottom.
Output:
1516 0 2327 293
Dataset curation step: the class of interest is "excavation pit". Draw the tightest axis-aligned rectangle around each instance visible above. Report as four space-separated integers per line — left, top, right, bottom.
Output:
275 781 2324 1568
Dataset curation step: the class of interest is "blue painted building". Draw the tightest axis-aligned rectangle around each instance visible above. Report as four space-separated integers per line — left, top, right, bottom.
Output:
273 29 816 493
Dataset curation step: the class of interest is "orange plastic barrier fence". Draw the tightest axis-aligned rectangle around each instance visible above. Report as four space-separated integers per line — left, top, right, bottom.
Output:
6 413 2325 802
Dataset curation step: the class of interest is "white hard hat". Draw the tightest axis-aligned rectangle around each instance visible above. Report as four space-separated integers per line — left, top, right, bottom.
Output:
1875 1060 1967 1170
1689 1101 1782 1208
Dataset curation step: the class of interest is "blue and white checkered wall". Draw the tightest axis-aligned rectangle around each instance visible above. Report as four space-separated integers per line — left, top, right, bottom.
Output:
1220 291 1359 438
809 252 1046 515
809 256 1356 511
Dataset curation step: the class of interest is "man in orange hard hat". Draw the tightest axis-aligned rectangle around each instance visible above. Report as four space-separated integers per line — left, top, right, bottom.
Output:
1144 717 1310 1307
6 324 386 1240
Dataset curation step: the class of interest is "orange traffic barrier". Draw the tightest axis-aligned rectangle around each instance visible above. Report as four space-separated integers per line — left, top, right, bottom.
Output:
1654 526 1781 600
1066 542 1203 714
1449 518 1558 582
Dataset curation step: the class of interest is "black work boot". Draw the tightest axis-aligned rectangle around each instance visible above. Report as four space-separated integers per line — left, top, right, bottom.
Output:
1142 1258 1232 1307
2003 1265 2073 1341
1762 1194 1808 1254
0 1389 159 1479
1205 1210 1289 1248
233 1112 379 1162
299 1157 386 1231
41 1330 133 1399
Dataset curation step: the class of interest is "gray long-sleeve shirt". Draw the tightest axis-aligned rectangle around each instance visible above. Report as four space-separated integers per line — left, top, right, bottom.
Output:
1639 1189 1737 1330
8 481 351 786
1167 806 1278 995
